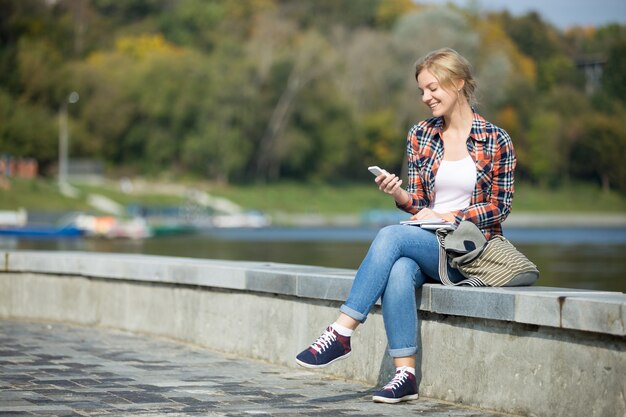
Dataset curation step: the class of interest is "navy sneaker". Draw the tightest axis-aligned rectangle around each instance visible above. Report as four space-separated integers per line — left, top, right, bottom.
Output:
372 367 419 403
295 326 351 368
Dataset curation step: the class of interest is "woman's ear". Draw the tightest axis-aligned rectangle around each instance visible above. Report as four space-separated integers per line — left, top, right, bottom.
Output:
455 79 465 92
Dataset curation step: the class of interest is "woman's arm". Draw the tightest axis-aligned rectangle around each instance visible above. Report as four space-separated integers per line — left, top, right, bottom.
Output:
395 128 431 214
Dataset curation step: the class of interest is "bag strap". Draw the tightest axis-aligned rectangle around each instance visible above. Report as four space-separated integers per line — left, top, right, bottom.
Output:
436 230 485 287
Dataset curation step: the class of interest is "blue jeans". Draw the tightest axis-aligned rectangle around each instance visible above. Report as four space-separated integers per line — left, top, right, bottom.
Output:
340 225 464 358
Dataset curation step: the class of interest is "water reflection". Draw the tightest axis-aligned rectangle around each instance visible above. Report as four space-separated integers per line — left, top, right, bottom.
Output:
2 226 625 293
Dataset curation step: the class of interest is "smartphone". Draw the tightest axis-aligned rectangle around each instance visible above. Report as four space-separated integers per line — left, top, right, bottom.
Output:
368 166 389 177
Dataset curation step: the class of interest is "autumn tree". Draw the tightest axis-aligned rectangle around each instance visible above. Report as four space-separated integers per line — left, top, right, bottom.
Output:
574 112 626 193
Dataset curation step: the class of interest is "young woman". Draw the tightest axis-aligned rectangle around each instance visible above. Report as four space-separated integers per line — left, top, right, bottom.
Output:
295 48 516 404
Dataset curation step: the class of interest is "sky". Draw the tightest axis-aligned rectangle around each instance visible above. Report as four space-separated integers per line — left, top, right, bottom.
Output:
425 0 626 29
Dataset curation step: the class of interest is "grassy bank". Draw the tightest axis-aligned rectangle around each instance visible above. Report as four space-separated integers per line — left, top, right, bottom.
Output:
0 178 188 213
207 181 626 214
1 177 626 215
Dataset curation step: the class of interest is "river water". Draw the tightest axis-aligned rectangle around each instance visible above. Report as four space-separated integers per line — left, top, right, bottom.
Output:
2 226 625 293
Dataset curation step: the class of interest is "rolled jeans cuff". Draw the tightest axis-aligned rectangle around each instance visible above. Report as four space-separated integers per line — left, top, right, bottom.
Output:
339 304 368 323
388 346 417 358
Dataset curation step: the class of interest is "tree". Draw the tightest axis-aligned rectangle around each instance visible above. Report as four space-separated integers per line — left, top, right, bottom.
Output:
158 0 227 52
539 87 591 183
498 11 563 62
1 0 624 189
0 89 57 170
602 39 626 103
575 112 626 193
537 54 583 92
16 38 68 105
357 109 405 175
334 29 399 116
91 0 165 23
250 25 340 181
279 83 357 181
275 0 380 30
180 43 259 182
472 17 536 110
374 0 416 28
526 112 562 186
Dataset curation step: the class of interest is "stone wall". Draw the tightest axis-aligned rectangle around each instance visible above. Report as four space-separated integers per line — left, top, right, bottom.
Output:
1 250 624 417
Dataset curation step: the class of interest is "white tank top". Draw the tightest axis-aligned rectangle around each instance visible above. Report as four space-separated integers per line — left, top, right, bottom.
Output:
432 156 476 213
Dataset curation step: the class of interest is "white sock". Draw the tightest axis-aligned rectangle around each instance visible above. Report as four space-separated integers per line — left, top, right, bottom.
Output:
331 322 353 337
398 366 416 375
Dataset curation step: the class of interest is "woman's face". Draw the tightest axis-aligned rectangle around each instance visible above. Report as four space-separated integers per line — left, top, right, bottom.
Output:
417 68 459 118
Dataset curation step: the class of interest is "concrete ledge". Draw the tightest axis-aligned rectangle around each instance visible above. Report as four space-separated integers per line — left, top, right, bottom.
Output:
2 250 624 336
1 250 625 417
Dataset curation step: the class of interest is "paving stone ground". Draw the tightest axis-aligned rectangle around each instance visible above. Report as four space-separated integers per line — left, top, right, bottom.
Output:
0 320 513 417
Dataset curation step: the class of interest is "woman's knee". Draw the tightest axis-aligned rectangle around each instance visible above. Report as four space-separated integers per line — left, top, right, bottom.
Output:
373 225 406 245
389 257 429 289
390 257 417 276
372 225 406 249
387 258 418 291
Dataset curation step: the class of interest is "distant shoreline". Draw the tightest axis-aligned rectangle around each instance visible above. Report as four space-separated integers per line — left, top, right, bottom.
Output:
6 208 626 229
504 212 626 228
272 211 626 228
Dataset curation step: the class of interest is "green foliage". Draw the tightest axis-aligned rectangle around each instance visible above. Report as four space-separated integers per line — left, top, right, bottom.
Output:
498 11 563 61
527 112 562 185
16 37 66 105
91 0 166 23
284 84 357 180
602 39 626 102
537 54 583 91
564 24 626 56
158 0 227 51
275 0 381 30
358 109 404 172
0 89 57 168
0 0 625 195
574 112 626 192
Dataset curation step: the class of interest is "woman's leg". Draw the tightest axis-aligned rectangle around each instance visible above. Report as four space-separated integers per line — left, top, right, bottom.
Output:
334 257 425 369
340 225 453 323
381 257 427 366
372 257 428 404
335 313 360 330
297 224 461 369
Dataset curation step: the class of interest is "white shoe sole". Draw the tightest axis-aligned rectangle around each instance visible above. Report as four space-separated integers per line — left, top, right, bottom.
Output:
295 351 352 369
372 393 419 403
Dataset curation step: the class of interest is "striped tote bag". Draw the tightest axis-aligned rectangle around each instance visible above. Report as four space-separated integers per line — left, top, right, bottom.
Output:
436 221 539 287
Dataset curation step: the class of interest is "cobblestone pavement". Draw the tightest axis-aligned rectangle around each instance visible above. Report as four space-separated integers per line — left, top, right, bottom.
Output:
1 320 511 417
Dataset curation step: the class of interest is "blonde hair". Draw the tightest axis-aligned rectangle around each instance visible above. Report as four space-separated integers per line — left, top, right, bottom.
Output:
414 48 476 106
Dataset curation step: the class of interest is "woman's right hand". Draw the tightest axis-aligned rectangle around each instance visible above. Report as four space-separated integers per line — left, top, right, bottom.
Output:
375 173 409 204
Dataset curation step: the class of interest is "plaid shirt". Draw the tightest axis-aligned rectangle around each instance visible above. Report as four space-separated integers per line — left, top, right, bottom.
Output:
396 110 516 239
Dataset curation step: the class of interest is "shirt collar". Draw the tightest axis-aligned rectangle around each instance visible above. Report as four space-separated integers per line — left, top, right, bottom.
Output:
469 109 488 142
433 108 488 142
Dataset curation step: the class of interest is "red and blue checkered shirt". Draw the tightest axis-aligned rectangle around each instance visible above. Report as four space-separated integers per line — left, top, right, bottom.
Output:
396 110 516 239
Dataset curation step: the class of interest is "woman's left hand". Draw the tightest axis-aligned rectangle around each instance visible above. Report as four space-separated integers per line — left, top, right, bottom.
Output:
411 208 439 220
411 209 455 222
